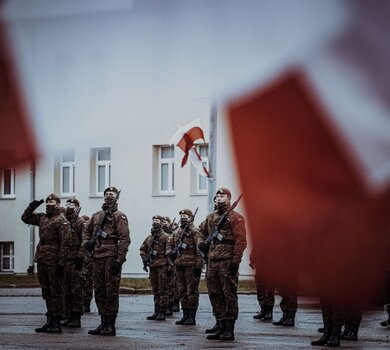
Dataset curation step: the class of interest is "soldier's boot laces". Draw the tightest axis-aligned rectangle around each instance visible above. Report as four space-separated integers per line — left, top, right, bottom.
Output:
253 304 266 320
205 320 220 334
263 305 274 321
175 308 188 325
219 319 235 341
184 309 196 325
207 320 226 340
147 306 159 320
68 312 81 328
283 311 296 327
35 315 53 333
46 315 62 334
311 324 332 346
100 315 116 336
88 315 106 335
326 324 342 347
344 321 360 341
273 312 287 326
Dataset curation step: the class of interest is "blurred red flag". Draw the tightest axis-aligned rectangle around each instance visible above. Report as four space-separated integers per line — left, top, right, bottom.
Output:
0 10 37 170
228 70 390 307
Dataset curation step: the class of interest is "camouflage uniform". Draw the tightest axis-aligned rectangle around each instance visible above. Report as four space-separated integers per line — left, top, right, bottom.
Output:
21 195 71 333
170 219 203 325
62 206 87 327
83 255 94 311
83 189 130 336
140 221 170 320
199 190 247 341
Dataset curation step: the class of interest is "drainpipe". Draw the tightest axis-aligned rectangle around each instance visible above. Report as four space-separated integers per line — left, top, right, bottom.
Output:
208 100 217 213
27 160 35 275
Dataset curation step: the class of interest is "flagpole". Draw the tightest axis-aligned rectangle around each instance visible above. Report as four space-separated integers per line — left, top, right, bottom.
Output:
208 99 217 213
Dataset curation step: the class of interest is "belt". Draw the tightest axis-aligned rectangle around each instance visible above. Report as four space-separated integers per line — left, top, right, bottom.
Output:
215 240 235 246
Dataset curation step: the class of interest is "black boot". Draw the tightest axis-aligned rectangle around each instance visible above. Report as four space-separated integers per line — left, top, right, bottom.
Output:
263 305 274 321
317 327 324 333
311 322 332 346
156 307 166 321
46 315 62 333
205 320 220 334
340 322 349 340
344 321 359 341
283 311 296 327
207 320 225 340
165 304 173 316
253 304 266 320
175 309 188 325
83 302 91 313
273 311 287 326
35 315 53 333
88 314 106 335
219 319 235 341
100 315 116 336
147 306 159 320
172 300 180 312
184 309 196 325
68 312 81 328
327 323 342 347
60 312 71 327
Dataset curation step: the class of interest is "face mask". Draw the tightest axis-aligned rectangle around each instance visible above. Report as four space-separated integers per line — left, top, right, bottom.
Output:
102 197 116 210
46 205 57 216
217 202 228 213
180 219 188 228
66 207 75 216
152 222 161 230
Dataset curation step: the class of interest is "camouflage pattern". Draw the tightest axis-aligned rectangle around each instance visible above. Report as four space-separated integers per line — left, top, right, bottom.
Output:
200 207 247 321
163 226 179 309
83 255 94 307
83 205 131 316
63 215 87 315
21 205 71 316
170 224 202 310
140 228 170 310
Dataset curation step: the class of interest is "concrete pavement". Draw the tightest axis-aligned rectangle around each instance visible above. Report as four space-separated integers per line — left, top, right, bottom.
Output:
0 289 389 349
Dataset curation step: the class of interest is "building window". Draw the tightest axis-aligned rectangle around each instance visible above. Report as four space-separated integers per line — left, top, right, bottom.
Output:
190 144 208 195
153 145 175 195
60 150 75 196
0 242 14 272
91 148 111 196
1 168 15 198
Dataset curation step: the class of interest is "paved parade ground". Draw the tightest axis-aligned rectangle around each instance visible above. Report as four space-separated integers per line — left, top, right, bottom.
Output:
0 289 390 349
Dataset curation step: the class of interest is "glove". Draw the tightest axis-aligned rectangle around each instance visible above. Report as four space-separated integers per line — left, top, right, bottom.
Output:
229 262 240 276
198 242 208 254
75 257 83 270
55 265 65 279
167 268 173 277
193 267 202 278
111 260 122 277
29 199 44 211
168 251 178 261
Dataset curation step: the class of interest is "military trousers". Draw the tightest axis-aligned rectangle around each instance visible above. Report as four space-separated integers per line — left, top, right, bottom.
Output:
93 256 121 316
37 263 64 316
63 260 84 314
176 266 200 310
83 256 94 306
206 259 239 320
149 265 169 310
255 271 275 306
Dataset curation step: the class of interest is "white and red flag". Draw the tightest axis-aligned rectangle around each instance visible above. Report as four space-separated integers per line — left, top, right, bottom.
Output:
169 118 209 177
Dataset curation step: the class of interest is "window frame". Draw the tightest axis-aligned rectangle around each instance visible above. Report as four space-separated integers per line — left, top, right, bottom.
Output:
1 168 15 199
158 146 175 195
95 148 111 196
0 242 14 272
60 151 75 197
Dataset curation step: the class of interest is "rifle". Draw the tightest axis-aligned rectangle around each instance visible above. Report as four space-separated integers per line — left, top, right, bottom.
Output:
143 234 159 272
168 207 198 262
199 195 242 260
85 191 121 258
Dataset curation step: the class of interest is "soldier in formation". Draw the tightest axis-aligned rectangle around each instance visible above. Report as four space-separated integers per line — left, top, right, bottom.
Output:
83 186 131 336
168 209 203 326
140 215 171 321
21 193 71 333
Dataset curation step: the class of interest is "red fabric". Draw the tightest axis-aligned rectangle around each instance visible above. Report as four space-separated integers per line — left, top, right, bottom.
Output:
176 126 205 167
228 70 390 307
0 15 37 170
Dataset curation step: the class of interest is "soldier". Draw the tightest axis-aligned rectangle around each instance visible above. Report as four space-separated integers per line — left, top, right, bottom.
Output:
198 187 247 341
61 198 86 328
82 214 93 313
168 209 203 326
21 193 71 333
162 216 180 315
83 187 131 336
249 250 275 321
272 292 298 327
140 215 171 321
